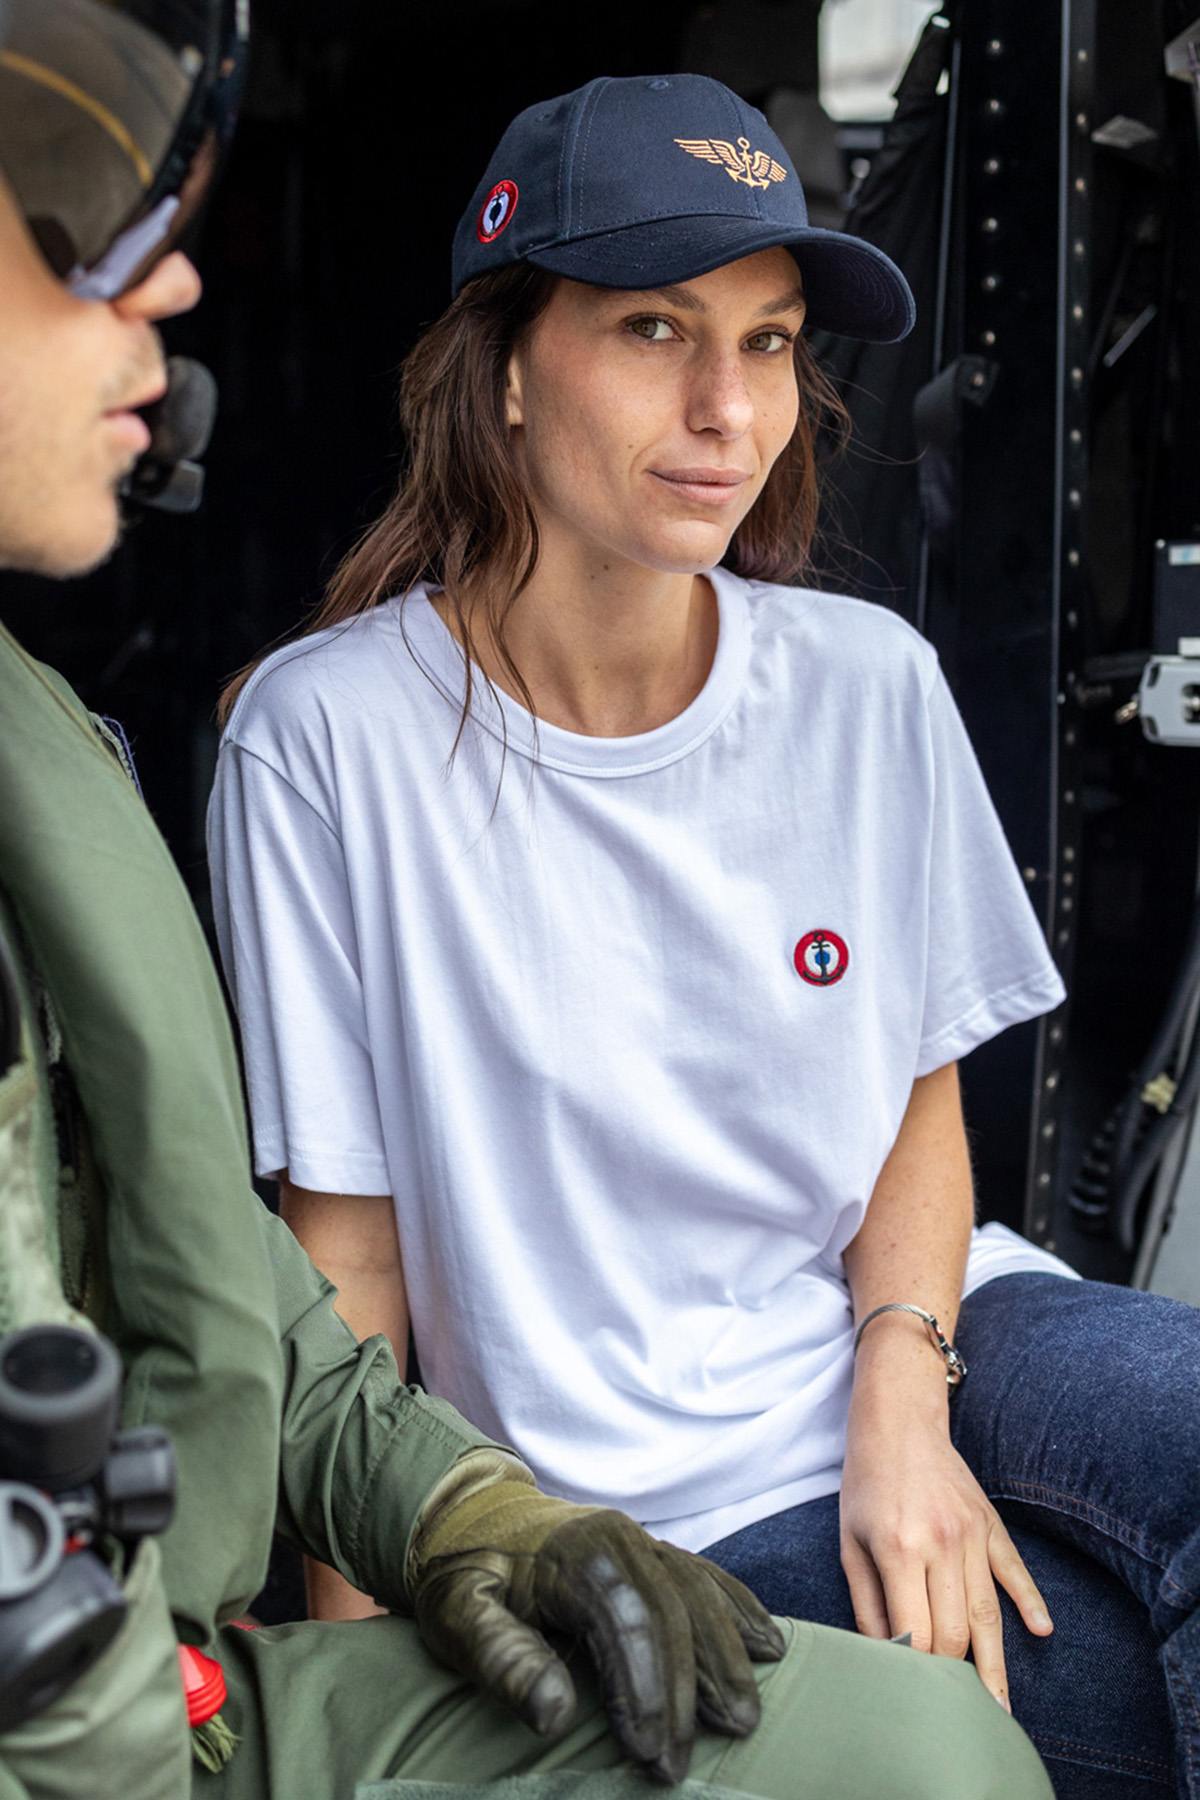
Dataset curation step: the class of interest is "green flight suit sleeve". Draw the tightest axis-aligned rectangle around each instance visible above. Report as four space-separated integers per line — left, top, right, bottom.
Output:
259 1207 496 1610
0 631 286 1646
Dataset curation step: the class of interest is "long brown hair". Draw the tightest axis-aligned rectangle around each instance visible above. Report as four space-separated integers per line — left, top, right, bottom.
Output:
217 262 851 732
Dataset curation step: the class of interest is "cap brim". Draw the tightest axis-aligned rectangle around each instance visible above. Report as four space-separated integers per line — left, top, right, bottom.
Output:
526 214 915 344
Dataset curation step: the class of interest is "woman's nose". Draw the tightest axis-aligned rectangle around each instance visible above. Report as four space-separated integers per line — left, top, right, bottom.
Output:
686 350 755 439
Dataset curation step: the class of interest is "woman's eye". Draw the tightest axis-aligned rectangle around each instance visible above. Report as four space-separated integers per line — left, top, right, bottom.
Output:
627 316 675 342
746 329 793 354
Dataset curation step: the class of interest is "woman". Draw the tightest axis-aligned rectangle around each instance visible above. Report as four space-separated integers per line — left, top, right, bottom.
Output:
209 75 1198 1797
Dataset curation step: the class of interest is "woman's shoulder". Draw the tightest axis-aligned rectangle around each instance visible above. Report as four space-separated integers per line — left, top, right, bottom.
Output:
733 572 940 696
221 590 428 756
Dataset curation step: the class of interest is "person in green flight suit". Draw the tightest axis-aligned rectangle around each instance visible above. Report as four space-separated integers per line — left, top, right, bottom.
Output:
0 3 1053 1797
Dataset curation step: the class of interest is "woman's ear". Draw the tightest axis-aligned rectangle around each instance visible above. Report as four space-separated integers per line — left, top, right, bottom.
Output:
505 352 524 429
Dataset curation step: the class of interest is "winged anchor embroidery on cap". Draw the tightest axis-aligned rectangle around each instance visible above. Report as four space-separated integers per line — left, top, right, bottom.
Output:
674 136 788 190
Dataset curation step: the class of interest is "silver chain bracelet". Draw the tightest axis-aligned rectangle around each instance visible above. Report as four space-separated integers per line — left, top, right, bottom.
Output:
852 1303 968 1392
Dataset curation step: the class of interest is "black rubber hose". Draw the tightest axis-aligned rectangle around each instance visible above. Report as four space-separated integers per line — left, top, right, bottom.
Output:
1113 1010 1200 1252
1110 898 1200 1192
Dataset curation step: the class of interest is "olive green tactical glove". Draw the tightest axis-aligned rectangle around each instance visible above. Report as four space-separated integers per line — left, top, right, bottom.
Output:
406 1450 786 1786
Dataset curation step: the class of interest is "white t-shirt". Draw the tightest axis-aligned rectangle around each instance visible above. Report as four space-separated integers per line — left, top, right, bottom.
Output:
208 568 1077 1551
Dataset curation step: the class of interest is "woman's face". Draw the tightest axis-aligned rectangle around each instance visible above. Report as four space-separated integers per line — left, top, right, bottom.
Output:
505 246 805 577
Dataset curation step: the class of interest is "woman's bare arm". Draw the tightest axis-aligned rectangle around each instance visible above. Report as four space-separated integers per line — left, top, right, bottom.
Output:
842 1061 974 1400
278 1175 410 1621
839 1063 1051 1708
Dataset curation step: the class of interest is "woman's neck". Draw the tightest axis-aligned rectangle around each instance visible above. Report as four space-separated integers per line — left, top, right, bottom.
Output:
448 538 720 739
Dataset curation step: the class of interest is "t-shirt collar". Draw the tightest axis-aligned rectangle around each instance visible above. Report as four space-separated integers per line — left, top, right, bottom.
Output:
394 566 752 778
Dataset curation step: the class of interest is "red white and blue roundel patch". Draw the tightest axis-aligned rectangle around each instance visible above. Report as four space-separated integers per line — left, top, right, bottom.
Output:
794 928 850 987
477 179 519 244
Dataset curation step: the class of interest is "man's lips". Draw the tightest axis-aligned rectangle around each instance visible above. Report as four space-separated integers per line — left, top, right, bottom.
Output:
101 409 153 455
105 377 167 416
102 379 166 455
648 467 753 506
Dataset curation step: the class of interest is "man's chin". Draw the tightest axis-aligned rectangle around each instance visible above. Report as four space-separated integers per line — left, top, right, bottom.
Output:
3 499 125 581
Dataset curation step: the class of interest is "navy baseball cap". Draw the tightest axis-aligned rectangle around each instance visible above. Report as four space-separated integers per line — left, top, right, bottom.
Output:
452 73 916 344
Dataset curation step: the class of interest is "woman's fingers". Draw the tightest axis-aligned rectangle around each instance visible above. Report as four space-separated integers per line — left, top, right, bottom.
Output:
865 1536 1012 1713
925 1550 972 1661
964 1535 1011 1710
876 1551 933 1654
840 1535 890 1638
987 1514 1055 1637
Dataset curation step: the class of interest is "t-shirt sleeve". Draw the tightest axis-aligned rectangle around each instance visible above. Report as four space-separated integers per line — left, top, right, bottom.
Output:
207 738 391 1193
915 666 1066 1076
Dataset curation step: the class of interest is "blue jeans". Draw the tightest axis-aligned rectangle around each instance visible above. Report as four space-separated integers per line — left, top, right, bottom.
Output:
701 1273 1199 1799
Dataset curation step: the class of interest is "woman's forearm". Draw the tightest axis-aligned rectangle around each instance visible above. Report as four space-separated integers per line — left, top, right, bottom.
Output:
279 1178 411 1369
837 1062 1051 1692
279 1177 410 1619
842 1061 974 1421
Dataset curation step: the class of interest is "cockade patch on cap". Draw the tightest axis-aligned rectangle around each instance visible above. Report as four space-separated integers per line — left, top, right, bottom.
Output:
674 137 788 191
477 179 519 244
793 929 850 987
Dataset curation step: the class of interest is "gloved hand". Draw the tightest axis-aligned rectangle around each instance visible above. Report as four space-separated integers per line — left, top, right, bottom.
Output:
406 1449 786 1785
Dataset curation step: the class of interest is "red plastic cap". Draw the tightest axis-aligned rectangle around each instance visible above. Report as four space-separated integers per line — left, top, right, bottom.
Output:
178 1644 228 1727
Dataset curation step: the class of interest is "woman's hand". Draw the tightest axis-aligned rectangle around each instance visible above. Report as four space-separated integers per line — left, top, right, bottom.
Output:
839 1393 1054 1711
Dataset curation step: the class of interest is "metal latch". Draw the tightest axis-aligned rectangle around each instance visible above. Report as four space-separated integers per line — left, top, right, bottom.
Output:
1137 640 1200 745
1165 19 1200 135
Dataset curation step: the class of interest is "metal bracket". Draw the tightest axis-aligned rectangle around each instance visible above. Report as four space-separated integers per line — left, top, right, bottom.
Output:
1138 653 1200 746
1165 18 1200 141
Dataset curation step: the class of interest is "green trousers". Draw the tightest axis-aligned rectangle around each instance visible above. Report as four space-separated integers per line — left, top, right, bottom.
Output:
203 1612 1053 1800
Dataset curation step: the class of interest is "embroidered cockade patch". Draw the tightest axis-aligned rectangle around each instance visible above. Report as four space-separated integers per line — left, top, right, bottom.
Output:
477 179 519 243
793 928 849 987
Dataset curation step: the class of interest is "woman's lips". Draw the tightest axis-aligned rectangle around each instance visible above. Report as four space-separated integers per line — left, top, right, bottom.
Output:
648 468 752 507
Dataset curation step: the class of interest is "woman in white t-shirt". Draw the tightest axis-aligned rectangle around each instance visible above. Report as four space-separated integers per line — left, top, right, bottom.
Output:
209 76 1199 1796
